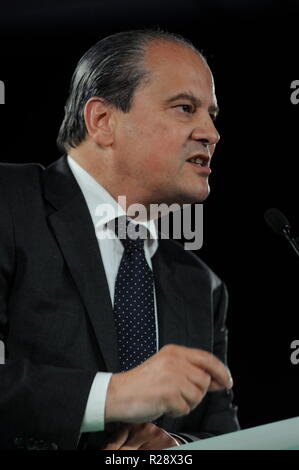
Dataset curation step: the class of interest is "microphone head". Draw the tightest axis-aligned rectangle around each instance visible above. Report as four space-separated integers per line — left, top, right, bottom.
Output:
264 208 290 236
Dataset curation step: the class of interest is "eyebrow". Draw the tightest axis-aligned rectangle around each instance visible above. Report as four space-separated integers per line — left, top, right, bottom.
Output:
163 92 219 117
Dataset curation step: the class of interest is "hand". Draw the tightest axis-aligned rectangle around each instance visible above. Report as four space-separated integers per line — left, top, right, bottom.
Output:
105 344 233 423
102 423 180 450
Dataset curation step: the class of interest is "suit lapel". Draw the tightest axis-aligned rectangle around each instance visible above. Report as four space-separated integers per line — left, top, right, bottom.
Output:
153 239 212 353
42 156 120 372
152 240 187 349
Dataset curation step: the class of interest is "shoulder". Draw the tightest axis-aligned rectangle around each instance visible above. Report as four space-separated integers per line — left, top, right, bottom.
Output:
0 161 44 186
0 161 45 204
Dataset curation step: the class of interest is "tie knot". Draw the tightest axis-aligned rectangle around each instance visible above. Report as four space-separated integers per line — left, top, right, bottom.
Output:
111 216 148 252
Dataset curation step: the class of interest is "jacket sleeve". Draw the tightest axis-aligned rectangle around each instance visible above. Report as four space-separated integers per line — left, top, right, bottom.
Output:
0 187 96 450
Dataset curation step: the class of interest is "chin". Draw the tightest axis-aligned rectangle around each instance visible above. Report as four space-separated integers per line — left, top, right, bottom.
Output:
181 185 210 204
156 182 210 206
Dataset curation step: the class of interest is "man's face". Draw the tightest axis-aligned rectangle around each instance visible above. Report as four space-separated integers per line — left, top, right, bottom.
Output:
113 40 220 206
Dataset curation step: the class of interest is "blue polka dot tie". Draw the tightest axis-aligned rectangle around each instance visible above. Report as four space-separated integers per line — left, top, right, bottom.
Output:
113 217 157 371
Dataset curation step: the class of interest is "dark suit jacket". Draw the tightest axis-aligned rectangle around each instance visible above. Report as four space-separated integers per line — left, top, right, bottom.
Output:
0 155 239 450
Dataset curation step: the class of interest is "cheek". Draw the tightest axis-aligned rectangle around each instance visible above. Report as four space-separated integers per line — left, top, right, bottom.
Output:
140 145 179 179
120 114 187 176
140 125 185 172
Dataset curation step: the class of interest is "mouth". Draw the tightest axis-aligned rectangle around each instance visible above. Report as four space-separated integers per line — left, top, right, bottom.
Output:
185 154 211 175
186 154 210 167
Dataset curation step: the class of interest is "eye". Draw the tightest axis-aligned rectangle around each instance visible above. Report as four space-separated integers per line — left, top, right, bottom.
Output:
174 104 194 114
210 113 217 122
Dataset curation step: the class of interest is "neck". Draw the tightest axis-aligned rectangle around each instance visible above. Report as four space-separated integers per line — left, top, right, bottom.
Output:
68 146 157 220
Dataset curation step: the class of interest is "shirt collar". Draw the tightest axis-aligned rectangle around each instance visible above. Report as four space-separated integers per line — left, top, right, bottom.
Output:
67 155 159 254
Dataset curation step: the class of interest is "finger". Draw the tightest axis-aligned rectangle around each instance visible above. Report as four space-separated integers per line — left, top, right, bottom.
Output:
102 425 131 450
118 423 158 449
120 425 179 450
138 433 180 450
188 372 231 392
180 379 209 411
185 348 233 389
165 392 192 418
209 378 231 391
186 364 211 391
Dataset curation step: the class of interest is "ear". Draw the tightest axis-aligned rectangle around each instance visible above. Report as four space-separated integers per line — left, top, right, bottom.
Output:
84 97 116 146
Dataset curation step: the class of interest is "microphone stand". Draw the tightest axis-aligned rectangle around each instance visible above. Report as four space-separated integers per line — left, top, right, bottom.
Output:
282 226 299 258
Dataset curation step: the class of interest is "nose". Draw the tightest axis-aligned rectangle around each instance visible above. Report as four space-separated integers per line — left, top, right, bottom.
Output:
191 113 220 147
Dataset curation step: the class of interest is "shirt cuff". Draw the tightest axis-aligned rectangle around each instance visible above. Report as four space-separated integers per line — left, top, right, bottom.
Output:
169 432 189 445
80 372 112 433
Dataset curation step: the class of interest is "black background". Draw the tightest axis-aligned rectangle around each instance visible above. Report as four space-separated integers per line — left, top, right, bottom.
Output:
1 0 299 431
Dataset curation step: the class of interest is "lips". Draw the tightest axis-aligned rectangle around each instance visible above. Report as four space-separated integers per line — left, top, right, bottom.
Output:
186 153 211 168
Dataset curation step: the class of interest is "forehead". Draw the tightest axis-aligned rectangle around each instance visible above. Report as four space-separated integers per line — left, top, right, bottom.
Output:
140 40 216 102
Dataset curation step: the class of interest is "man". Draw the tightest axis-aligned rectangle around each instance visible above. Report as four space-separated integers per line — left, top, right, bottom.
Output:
0 29 239 450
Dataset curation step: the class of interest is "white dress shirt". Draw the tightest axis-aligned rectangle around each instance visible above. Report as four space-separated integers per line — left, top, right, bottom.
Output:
66 155 159 432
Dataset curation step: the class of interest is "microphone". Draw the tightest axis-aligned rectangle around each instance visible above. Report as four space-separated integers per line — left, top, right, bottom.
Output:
264 208 299 258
